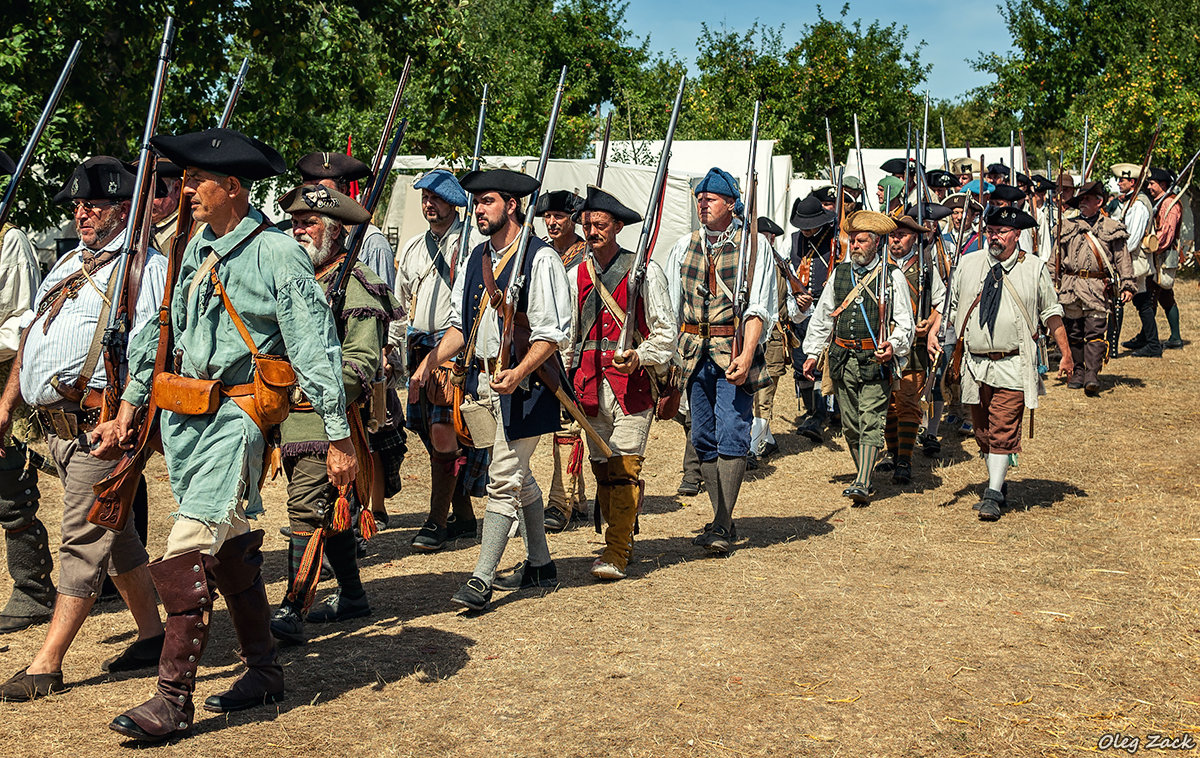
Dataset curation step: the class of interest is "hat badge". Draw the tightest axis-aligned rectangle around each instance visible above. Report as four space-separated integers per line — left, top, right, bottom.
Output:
71 177 79 195
302 186 339 210
108 178 119 194
211 138 222 149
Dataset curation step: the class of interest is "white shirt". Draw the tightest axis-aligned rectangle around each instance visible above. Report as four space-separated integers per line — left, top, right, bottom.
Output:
358 224 395 289
663 220 779 344
20 230 167 406
449 239 573 360
801 256 915 363
394 218 481 337
1112 192 1150 253
0 227 41 362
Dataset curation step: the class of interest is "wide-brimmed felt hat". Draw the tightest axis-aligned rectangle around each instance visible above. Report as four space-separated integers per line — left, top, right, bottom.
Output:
460 168 540 198
278 184 371 224
576 185 641 225
892 215 929 235
790 194 835 230
842 210 896 236
151 128 286 181
1067 180 1105 207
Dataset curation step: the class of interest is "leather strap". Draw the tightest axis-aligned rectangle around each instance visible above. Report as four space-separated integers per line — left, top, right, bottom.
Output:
584 257 628 328
834 336 877 351
1083 230 1118 282
461 242 520 368
680 322 736 337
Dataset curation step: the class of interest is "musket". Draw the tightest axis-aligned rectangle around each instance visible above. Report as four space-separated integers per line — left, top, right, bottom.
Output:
939 117 950 171
1083 142 1101 182
361 56 411 201
617 73 686 356
1009 131 1016 186
99 17 175 423
1120 117 1163 219
1019 129 1030 176
220 56 250 128
902 124 913 210
1164 147 1200 198
496 65 568 372
825 117 837 182
1080 116 1089 179
0 40 82 228
595 111 613 187
853 113 871 211
731 101 761 360
921 92 930 169
1054 152 1065 287
453 84 489 306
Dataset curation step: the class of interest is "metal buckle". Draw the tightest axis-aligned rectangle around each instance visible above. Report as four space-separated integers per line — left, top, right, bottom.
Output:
697 322 710 339
45 409 77 439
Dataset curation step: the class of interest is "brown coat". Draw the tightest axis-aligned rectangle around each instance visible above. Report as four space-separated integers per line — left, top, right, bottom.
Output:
1055 215 1135 312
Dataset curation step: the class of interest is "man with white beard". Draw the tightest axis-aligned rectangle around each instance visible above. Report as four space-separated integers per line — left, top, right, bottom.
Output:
269 185 403 645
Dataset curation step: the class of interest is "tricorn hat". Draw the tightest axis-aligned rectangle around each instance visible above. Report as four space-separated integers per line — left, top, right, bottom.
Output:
576 185 642 225
986 162 1011 177
790 194 835 230
925 169 959 189
757 216 784 237
1110 162 1141 181
881 157 922 176
533 189 582 217
984 205 1036 230
892 215 929 235
1067 180 1105 207
460 168 540 198
943 193 983 214
949 157 981 175
53 156 137 203
156 159 184 179
1030 174 1055 192
277 184 371 224
1147 167 1174 186
151 128 287 181
842 210 897 236
990 184 1027 203
297 151 372 183
903 201 953 222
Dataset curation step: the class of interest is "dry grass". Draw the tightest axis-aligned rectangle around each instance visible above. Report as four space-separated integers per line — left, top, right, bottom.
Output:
2 287 1200 757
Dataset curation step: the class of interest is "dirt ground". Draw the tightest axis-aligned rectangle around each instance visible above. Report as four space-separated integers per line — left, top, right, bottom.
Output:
2 285 1199 758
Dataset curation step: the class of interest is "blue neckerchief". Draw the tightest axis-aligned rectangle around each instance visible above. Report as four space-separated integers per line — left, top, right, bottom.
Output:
849 266 880 345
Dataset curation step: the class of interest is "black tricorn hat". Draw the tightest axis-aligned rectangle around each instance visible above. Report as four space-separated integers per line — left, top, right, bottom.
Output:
156 159 184 179
576 185 641 225
1014 172 1032 187
1148 167 1174 186
151 128 287 181
296 151 372 182
986 162 1011 176
903 201 952 223
925 169 959 189
53 156 137 203
881 157 922 176
460 168 540 198
1030 174 1055 192
0 151 15 176
990 184 1027 203
790 194 836 230
533 189 582 217
943 193 983 214
278 184 372 224
893 215 930 235
984 205 1036 230
757 216 784 237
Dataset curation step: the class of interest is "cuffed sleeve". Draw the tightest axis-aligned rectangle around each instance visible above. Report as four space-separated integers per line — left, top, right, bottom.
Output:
276 276 350 440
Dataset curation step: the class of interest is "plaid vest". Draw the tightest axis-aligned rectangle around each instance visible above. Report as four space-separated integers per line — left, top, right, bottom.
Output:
678 230 768 392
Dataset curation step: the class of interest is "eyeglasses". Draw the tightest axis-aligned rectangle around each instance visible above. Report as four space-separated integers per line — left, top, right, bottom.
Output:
72 200 117 215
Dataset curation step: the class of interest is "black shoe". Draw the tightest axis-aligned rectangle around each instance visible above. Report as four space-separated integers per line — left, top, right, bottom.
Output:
306 589 370 623
543 506 571 532
761 440 779 458
492 560 558 591
701 524 735 555
874 457 895 474
446 513 477 541
892 459 912 485
451 577 492 611
371 512 389 531
977 488 1004 521
1165 337 1184 350
278 525 292 538
797 417 824 442
1066 380 1083 389
746 454 760 471
0 612 51 634
1084 381 1100 397
1122 335 1147 350
1131 344 1162 358
841 485 872 506
918 433 941 457
102 633 165 673
677 479 703 497
692 522 737 545
270 605 306 646
411 521 448 552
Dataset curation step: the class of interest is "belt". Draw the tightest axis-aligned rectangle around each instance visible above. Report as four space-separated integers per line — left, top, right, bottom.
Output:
681 322 736 338
970 349 1019 360
1066 269 1110 280
833 336 877 351
36 404 102 439
474 357 498 375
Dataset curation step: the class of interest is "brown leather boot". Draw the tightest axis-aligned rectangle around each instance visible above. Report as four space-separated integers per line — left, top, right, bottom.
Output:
110 551 218 743
593 455 641 579
202 530 284 713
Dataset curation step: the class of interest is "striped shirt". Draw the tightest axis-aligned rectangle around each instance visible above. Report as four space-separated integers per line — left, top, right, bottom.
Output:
19 229 167 406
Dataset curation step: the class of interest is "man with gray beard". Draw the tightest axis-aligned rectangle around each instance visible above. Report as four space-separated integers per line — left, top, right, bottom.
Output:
269 185 403 645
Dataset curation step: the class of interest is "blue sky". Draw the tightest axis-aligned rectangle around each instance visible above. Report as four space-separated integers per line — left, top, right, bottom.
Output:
621 0 1013 101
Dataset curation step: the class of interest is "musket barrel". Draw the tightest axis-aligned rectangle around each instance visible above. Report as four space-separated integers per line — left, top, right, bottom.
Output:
219 56 250 128
596 111 613 187
456 85 489 268
0 39 82 228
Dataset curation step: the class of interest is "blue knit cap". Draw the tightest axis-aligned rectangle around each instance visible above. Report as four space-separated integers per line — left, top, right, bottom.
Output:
694 167 745 216
414 168 467 207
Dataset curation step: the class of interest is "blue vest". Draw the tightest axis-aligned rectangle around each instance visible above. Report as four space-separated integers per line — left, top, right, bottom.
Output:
459 237 563 441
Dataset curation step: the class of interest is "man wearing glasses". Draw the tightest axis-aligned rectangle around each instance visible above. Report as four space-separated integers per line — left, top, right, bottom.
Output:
945 206 1072 521
0 156 167 700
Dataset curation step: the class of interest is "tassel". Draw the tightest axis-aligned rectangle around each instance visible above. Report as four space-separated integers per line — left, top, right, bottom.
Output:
359 508 378 541
566 436 584 476
330 486 353 532
288 528 325 613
